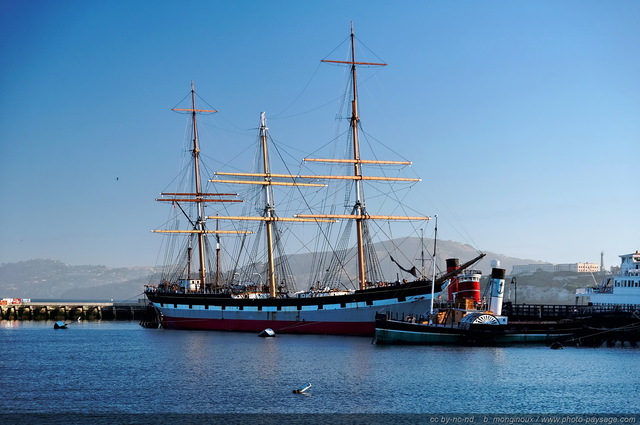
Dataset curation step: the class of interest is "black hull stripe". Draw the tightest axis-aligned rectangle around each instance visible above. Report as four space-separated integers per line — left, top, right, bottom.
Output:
146 281 440 308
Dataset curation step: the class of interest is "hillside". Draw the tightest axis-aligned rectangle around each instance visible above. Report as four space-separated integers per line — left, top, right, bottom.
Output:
282 237 544 288
0 259 152 301
499 270 599 305
0 240 596 304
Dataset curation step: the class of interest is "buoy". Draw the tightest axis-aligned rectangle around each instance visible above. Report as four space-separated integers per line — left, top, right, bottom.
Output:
258 328 276 337
550 342 564 350
292 383 312 394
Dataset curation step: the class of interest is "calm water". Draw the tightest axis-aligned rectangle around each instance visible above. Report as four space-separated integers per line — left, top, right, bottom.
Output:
1 321 638 414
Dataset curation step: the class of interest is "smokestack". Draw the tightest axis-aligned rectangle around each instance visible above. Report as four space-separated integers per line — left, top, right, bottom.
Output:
446 258 459 301
488 268 506 315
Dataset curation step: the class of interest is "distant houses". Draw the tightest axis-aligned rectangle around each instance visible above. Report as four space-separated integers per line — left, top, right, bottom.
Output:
511 262 599 275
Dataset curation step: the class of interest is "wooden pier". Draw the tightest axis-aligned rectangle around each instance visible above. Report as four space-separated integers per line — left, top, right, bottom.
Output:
502 302 640 320
0 301 148 321
501 303 640 347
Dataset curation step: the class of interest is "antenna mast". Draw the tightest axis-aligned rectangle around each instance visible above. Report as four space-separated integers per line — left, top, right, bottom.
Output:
429 215 438 315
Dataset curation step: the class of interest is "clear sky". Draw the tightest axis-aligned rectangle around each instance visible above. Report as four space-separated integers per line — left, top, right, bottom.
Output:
1 1 638 269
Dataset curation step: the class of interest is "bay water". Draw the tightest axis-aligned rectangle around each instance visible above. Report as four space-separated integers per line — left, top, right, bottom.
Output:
1 321 638 415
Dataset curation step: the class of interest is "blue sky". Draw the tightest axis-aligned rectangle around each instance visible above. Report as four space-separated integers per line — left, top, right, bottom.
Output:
1 1 638 269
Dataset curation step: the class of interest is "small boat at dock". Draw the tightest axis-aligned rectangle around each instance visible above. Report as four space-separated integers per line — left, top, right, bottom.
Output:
54 321 68 329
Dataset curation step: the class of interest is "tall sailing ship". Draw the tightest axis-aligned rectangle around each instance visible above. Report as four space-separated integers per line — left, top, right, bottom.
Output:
143 26 484 335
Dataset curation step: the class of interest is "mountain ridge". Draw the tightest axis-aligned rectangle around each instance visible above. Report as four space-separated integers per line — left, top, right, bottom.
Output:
1 239 586 304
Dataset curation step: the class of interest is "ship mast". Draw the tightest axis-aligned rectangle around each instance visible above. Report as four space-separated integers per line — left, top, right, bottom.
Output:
260 113 278 297
348 24 367 291
430 215 438 315
215 216 222 287
302 23 429 290
208 113 334 297
154 83 251 292
189 82 208 287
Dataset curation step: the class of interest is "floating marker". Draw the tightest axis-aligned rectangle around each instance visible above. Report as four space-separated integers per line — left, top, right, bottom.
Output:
258 328 275 337
292 383 312 394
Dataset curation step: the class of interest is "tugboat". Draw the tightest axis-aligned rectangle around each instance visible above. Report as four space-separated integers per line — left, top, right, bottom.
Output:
375 267 581 345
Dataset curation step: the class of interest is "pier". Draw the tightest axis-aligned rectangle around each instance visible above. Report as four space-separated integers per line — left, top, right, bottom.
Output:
0 301 148 321
502 302 640 320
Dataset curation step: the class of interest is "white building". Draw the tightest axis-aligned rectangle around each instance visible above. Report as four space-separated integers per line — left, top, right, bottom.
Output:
511 262 599 275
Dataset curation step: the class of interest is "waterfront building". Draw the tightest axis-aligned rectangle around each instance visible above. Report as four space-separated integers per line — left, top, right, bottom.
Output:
511 262 600 275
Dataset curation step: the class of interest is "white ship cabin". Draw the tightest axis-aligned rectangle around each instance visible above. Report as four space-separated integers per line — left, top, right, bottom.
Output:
179 279 201 291
577 251 640 305
621 251 640 275
294 288 355 298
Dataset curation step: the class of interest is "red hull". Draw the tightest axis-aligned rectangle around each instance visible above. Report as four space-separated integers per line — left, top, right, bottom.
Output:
162 316 374 336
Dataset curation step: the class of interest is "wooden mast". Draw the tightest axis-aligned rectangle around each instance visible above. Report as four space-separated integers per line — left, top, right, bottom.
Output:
215 215 221 287
260 113 278 297
189 82 208 289
348 24 367 291
154 84 252 292
320 24 390 290
306 24 431 290
207 113 335 297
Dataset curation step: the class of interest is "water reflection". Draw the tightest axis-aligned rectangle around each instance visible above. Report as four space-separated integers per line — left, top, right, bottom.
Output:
2 323 639 414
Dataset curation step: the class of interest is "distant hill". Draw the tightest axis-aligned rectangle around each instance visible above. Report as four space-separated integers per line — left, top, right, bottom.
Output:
282 237 545 286
0 240 594 304
0 259 152 301
499 270 600 305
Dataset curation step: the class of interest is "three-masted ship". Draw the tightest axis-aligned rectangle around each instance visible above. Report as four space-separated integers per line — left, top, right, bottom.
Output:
143 26 484 335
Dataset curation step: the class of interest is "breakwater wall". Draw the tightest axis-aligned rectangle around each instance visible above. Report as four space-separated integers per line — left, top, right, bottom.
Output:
0 302 148 321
